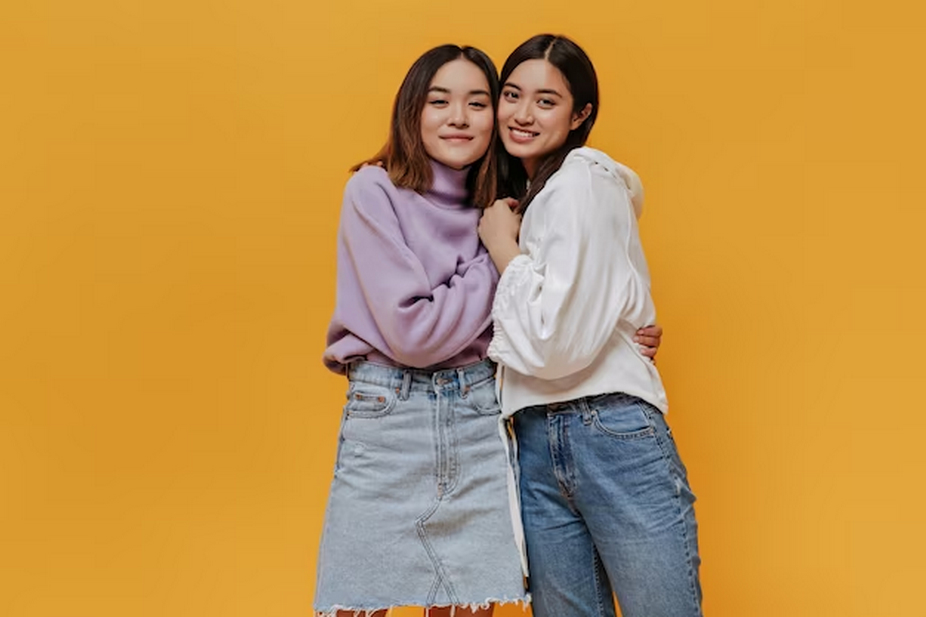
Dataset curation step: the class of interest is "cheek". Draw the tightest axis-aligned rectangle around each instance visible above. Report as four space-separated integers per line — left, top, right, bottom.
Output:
420 119 440 159
548 109 574 134
496 102 514 124
473 115 495 141
419 111 440 141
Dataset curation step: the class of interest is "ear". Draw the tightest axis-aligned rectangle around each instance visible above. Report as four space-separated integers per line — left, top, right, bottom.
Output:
570 103 593 131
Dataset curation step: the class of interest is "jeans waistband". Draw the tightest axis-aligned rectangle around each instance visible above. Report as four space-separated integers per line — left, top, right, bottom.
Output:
346 358 496 394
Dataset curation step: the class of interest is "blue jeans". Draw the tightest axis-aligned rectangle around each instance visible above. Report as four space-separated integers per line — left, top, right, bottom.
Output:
514 392 702 617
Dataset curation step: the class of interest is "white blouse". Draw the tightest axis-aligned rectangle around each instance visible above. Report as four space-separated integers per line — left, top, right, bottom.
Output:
488 147 668 416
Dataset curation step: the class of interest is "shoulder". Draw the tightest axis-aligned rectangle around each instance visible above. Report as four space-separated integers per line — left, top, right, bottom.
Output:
342 166 404 218
547 147 644 218
538 148 618 200
345 165 395 199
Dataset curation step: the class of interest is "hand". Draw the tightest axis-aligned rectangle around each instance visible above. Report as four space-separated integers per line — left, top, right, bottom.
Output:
634 324 663 361
478 199 521 251
478 199 522 274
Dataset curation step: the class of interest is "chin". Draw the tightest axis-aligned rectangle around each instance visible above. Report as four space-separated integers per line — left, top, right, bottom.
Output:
436 158 467 170
503 143 537 159
452 153 483 169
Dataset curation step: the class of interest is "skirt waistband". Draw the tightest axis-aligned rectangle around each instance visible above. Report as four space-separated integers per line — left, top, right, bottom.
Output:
346 358 496 393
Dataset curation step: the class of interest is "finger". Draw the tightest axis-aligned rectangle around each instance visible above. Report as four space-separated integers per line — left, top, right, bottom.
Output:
638 345 658 358
636 324 663 337
633 335 660 347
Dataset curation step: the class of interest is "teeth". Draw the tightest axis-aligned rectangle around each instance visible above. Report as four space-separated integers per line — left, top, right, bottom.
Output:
512 129 536 138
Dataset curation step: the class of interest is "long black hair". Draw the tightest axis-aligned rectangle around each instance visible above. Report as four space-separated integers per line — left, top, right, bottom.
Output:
497 34 599 212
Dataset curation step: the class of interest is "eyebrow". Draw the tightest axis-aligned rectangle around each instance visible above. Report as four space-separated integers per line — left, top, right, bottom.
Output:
503 82 564 98
428 86 491 97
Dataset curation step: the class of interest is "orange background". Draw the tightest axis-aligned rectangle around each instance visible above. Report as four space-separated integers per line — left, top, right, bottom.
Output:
2 1 925 616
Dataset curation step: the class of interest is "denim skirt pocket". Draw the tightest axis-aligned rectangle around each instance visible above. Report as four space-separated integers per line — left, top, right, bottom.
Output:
344 382 397 418
464 376 502 416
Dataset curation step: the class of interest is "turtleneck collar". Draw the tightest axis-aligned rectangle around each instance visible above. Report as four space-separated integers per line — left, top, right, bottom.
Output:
425 158 471 208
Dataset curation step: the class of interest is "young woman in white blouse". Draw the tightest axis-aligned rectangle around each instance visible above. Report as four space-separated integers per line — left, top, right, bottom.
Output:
479 35 704 617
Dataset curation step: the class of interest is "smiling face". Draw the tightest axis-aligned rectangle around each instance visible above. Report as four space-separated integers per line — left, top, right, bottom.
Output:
497 59 591 178
419 58 495 170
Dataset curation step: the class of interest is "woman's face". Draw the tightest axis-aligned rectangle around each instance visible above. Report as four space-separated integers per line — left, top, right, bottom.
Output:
420 59 494 170
497 59 588 177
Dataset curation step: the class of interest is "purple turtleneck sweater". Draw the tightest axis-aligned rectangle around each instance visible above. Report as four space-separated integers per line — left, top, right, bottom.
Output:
323 160 499 374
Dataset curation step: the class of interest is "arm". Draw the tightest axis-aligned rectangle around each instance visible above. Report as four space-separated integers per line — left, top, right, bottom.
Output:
479 195 663 360
487 163 644 380
340 172 498 367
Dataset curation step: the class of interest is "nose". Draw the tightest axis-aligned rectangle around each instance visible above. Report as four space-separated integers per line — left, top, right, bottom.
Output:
448 101 469 128
513 99 533 125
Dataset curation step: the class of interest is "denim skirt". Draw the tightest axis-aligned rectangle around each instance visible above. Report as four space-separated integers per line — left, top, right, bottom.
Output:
314 359 528 615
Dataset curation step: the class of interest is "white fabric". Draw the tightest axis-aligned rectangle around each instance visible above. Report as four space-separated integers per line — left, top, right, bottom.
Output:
489 147 668 417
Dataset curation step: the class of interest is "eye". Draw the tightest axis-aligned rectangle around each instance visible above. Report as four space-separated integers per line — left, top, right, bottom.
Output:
538 98 555 108
502 90 519 101
469 101 488 109
428 99 449 107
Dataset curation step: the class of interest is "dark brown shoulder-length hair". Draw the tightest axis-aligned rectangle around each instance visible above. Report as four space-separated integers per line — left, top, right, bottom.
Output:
497 34 600 213
352 45 500 208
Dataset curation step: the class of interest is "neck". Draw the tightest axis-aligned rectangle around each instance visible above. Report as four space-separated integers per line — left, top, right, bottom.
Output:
522 157 538 180
426 158 470 207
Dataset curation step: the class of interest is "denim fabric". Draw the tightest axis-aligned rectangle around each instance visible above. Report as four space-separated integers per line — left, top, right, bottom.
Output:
515 392 702 617
314 360 527 615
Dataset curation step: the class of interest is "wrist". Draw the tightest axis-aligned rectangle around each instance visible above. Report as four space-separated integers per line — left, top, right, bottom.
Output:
487 240 521 275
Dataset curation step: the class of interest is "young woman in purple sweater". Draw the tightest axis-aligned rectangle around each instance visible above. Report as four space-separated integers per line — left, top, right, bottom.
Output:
315 44 525 617
315 43 663 617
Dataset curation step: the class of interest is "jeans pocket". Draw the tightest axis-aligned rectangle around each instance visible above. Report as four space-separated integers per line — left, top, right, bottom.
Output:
339 383 400 471
344 382 396 419
464 376 501 416
589 393 655 440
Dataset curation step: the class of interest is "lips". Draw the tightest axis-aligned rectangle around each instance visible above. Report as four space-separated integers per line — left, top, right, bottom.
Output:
440 134 473 142
507 127 539 143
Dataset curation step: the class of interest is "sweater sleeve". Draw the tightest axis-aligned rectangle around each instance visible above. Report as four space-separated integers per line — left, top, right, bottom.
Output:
488 161 646 380
340 171 498 367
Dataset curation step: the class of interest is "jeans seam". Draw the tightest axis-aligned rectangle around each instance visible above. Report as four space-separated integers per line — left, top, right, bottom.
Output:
646 407 702 616
416 499 460 606
444 395 460 496
333 434 345 479
592 547 608 617
548 413 578 509
431 392 442 490
426 571 441 606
